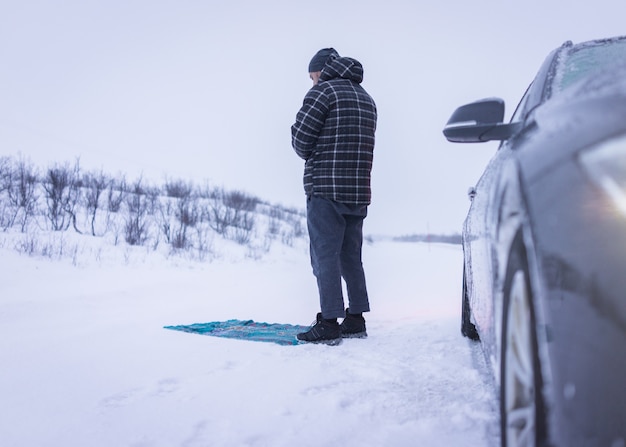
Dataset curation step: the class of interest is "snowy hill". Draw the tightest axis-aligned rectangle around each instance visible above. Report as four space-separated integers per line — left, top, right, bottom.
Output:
0 156 308 265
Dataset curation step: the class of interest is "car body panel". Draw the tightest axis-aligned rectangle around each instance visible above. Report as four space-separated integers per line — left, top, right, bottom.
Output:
446 35 626 446
525 137 626 446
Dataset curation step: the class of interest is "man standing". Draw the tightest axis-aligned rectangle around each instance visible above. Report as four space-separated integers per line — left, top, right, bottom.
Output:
291 48 377 344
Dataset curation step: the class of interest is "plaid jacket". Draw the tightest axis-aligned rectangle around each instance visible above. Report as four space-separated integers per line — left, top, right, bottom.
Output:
291 57 377 205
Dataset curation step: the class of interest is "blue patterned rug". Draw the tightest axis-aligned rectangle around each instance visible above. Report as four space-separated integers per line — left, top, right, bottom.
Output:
164 320 310 346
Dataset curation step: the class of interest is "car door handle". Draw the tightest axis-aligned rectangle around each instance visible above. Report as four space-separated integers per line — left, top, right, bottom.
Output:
467 186 477 201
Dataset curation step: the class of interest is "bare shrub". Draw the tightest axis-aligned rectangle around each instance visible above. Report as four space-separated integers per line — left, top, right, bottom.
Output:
196 181 218 200
123 178 150 246
173 200 199 249
267 216 280 237
0 157 10 193
229 212 255 245
193 225 215 261
158 200 174 243
159 179 200 250
208 189 258 244
208 201 231 235
5 158 39 232
223 189 259 212
290 217 305 239
42 160 81 232
165 178 193 199
107 176 126 213
83 170 110 236
209 203 255 244
144 185 161 216
15 234 40 256
0 157 12 228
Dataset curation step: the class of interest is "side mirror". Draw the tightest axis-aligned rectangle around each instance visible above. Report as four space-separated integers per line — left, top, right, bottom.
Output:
443 98 521 143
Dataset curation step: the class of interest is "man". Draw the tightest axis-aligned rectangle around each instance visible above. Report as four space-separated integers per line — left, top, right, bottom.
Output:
291 48 377 344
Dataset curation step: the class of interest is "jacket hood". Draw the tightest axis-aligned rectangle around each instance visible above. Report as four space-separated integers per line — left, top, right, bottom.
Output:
320 57 364 84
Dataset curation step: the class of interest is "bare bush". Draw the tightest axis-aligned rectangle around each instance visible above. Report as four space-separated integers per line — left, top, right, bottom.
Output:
223 189 259 212
208 189 258 244
290 216 305 239
42 160 81 232
0 157 10 193
157 200 174 244
14 234 40 256
162 179 201 250
124 179 150 246
230 212 255 245
173 201 199 249
165 179 193 199
83 170 110 236
107 176 126 213
267 216 280 237
144 185 161 216
193 225 214 261
196 181 218 200
5 158 39 232
0 157 11 228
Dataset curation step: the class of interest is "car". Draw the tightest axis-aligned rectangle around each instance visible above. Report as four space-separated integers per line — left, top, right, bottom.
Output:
443 36 626 447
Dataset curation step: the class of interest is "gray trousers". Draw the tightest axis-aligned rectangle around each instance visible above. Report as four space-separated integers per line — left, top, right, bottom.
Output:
306 195 370 319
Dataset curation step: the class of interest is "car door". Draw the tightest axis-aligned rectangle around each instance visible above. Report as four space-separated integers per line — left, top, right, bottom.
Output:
464 48 560 361
464 137 514 361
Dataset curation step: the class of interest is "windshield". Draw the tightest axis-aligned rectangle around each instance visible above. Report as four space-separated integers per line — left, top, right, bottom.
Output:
553 38 626 95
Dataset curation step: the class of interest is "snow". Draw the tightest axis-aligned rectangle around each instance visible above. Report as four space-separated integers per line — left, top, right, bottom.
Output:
0 239 499 446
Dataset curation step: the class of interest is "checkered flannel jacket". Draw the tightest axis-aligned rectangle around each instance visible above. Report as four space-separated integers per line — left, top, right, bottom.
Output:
291 57 377 205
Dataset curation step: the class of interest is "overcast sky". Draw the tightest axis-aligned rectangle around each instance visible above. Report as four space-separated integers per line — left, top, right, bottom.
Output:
1 0 625 234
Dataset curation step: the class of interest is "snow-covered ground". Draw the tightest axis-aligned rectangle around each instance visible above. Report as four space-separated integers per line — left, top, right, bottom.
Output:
0 238 499 446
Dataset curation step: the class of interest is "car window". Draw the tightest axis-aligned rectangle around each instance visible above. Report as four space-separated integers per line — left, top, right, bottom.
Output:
553 38 626 94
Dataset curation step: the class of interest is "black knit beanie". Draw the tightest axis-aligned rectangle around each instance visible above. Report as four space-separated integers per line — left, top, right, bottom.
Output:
308 48 339 72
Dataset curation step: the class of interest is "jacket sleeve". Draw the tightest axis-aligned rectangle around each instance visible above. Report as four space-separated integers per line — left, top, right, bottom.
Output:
291 87 329 160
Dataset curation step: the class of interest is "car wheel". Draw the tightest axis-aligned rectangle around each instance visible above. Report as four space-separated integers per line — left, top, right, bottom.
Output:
500 245 545 447
461 263 479 340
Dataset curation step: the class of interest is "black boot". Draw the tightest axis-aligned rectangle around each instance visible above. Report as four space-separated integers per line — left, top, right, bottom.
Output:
297 313 342 345
340 309 367 338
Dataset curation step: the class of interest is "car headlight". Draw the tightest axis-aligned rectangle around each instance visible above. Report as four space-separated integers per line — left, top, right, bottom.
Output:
579 134 626 217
